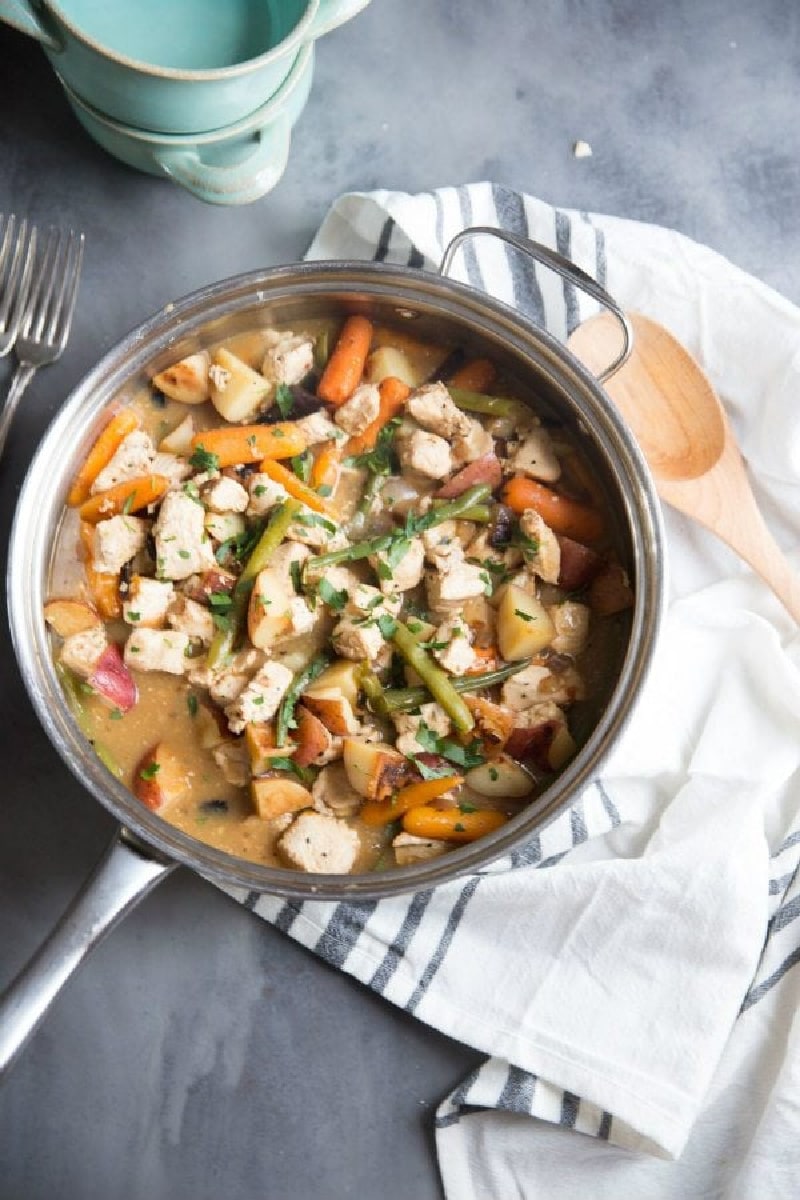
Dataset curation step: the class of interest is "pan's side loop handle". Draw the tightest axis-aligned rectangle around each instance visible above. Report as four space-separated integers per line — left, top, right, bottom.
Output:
439 225 633 384
0 830 176 1076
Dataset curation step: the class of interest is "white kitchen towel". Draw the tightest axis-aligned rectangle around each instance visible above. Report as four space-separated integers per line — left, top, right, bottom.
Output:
221 184 800 1197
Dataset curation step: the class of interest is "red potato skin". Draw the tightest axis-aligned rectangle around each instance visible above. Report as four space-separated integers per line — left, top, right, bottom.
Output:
292 705 331 768
505 719 561 769
435 453 502 499
89 644 138 713
589 563 635 615
556 535 603 592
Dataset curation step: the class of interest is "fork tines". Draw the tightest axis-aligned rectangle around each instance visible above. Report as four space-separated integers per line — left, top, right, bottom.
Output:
0 214 37 351
22 226 85 350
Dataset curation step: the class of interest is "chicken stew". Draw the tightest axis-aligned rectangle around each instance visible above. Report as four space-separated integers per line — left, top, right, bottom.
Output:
46 314 634 875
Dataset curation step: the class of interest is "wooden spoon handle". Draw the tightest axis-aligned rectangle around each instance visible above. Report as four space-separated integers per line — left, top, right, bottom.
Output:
657 437 800 622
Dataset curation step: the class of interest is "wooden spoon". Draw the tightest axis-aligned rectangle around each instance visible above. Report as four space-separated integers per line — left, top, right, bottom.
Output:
568 310 800 622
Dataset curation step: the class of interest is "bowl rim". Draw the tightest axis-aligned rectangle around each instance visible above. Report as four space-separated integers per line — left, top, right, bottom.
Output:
8 259 665 901
44 0 336 82
56 42 313 146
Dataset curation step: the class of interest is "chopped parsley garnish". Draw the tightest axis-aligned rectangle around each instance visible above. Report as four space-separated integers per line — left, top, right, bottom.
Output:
454 822 466 833
291 450 312 482
275 383 294 419
127 611 140 622
187 693 198 717
215 521 263 565
178 549 191 560
247 433 258 449
208 591 234 612
109 708 123 721
488 766 499 782
318 579 348 611
346 417 400 476
376 535 412 581
139 762 160 780
415 723 485 769
412 757 456 781
510 529 540 560
182 481 201 504
188 444 220 472
317 484 333 498
459 802 478 814
290 559 304 594
122 494 135 515
254 484 267 497
376 613 398 639
514 608 533 622
212 612 233 633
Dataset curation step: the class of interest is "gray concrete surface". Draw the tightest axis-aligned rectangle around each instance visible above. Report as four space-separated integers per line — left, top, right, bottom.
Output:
1 2 798 1196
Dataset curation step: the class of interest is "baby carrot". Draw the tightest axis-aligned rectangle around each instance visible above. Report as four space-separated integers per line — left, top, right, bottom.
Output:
318 315 373 406
448 357 496 392
258 460 334 516
402 806 508 843
345 376 410 456
67 409 140 507
79 521 121 618
78 475 170 524
310 441 343 492
190 423 306 468
502 475 605 543
360 773 463 827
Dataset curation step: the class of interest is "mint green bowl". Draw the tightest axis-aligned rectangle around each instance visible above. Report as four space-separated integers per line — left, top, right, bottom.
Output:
58 43 314 206
0 0 368 134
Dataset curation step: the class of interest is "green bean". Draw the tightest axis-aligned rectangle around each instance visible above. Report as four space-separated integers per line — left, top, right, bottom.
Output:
390 620 474 734
56 662 92 734
447 387 525 419
95 742 124 779
207 499 302 668
432 502 491 523
382 660 530 714
305 485 491 574
275 653 330 747
358 663 391 719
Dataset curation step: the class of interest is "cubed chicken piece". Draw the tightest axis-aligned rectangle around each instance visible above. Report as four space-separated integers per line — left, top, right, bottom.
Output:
303 560 362 594
422 521 462 567
370 536 425 596
202 475 249 514
334 382 380 436
295 410 342 446
509 427 561 482
331 614 386 662
262 331 315 387
432 614 477 676
204 511 246 543
167 595 215 645
93 515 147 575
189 648 265 707
123 576 174 629
465 529 522 571
426 557 488 611
60 624 108 678
520 509 561 584
501 664 553 712
311 761 363 818
247 473 289 517
278 811 360 874
393 702 452 757
548 601 591 657
398 429 453 480
154 490 215 581
124 628 190 675
349 583 401 618
392 832 450 866
90 430 155 494
286 596 317 636
406 381 471 439
451 418 495 467
224 661 293 735
286 507 342 550
150 451 192 488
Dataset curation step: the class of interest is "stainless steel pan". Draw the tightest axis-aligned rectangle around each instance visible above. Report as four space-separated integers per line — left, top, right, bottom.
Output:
1 230 665 1072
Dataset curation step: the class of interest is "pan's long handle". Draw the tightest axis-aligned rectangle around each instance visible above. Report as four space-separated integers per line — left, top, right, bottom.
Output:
0 830 176 1076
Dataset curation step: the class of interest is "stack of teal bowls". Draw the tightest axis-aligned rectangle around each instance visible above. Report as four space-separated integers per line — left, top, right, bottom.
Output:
0 0 371 204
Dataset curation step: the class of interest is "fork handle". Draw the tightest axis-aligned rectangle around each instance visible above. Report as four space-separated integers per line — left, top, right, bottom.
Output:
0 360 36 459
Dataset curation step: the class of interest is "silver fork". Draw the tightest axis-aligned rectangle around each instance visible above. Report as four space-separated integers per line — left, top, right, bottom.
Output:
0 214 37 358
0 226 85 460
